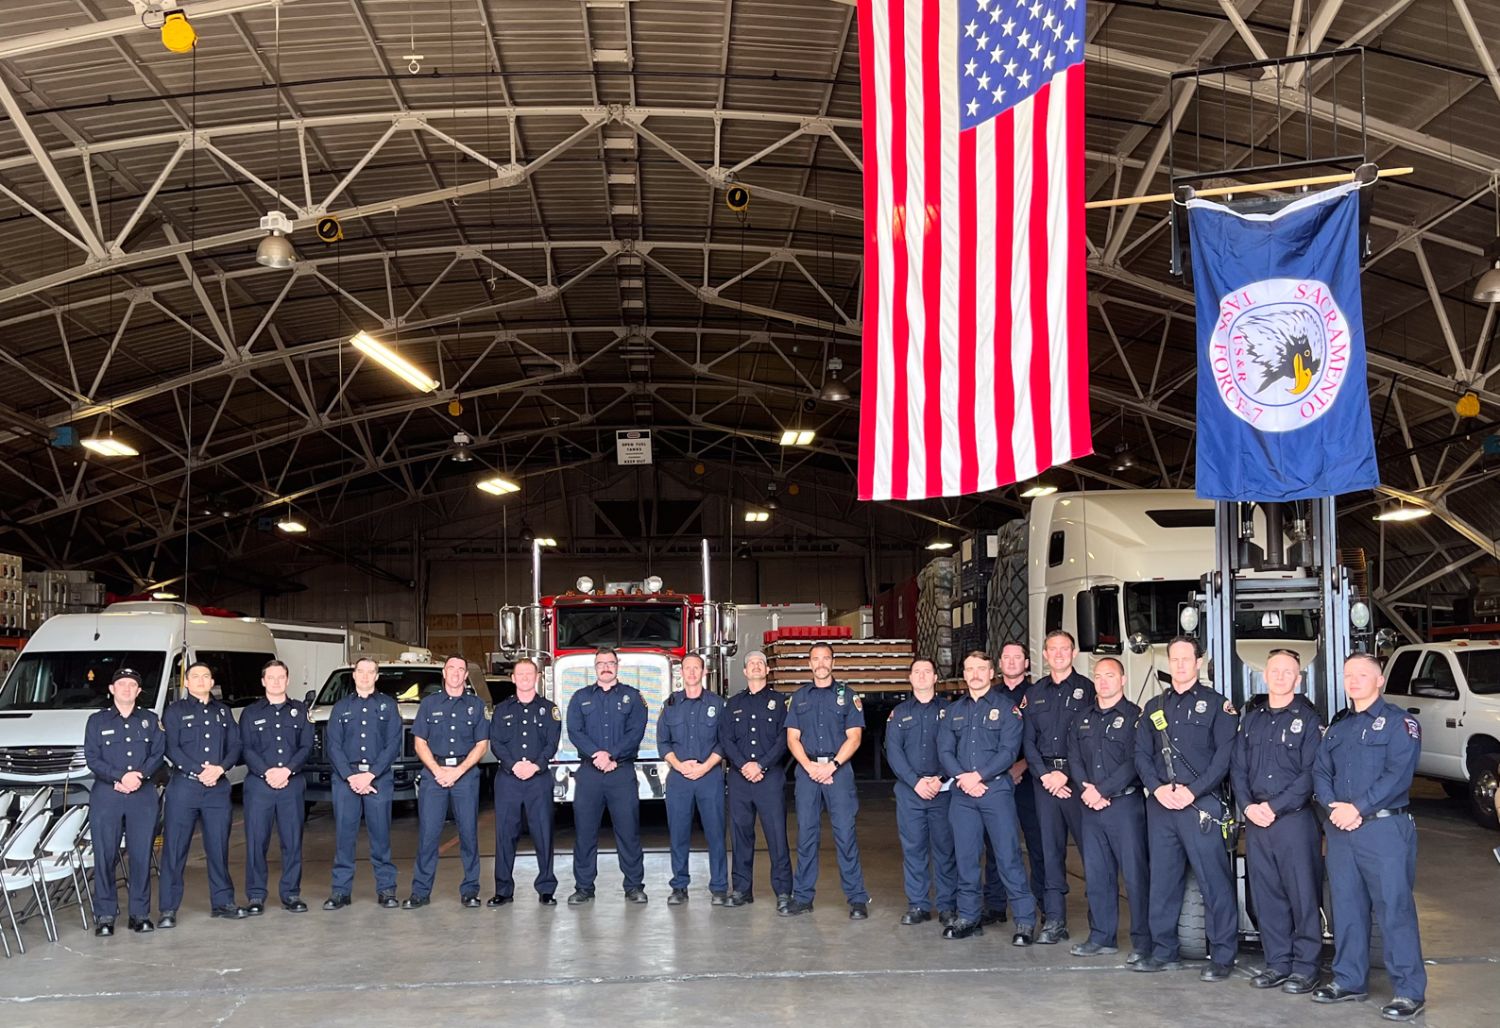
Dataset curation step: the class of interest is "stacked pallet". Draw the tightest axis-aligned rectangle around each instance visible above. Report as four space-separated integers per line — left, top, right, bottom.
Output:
987 520 1028 655
953 531 997 658
766 635 916 693
916 557 956 676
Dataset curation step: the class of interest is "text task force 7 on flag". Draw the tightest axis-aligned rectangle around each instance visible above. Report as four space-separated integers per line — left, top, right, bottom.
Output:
857 0 1092 502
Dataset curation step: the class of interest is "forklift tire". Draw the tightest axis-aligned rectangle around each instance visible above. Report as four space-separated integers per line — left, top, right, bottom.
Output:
1469 752 1500 831
1177 871 1210 961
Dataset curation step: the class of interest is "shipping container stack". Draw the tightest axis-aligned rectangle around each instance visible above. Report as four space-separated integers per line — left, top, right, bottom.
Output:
915 556 957 677
952 531 997 661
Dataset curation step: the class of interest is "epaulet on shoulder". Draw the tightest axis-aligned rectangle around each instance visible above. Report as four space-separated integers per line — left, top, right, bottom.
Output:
1329 707 1353 726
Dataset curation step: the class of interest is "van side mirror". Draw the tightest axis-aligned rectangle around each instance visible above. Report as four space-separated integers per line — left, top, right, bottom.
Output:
1077 585 1122 654
1075 590 1097 652
303 689 316 706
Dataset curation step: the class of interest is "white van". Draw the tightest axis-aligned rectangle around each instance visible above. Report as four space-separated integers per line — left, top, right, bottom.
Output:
0 601 278 805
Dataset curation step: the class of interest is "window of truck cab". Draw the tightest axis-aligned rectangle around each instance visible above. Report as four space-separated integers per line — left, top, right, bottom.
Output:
0 650 169 710
555 604 684 650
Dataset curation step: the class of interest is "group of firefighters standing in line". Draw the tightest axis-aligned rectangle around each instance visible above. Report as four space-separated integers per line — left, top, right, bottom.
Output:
82 632 1425 1022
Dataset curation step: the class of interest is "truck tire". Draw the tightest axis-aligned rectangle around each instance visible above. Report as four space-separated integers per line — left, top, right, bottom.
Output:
1177 870 1210 961
1440 780 1469 802
1469 752 1500 831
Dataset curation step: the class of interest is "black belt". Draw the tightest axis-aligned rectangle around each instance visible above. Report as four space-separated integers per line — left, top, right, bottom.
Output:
1372 806 1409 819
173 769 219 784
1042 757 1068 770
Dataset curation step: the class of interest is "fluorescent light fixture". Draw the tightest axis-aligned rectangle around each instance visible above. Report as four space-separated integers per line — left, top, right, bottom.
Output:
1374 506 1431 522
535 537 558 547
151 591 179 600
1020 483 1058 498
477 475 521 496
82 436 140 457
926 539 953 551
277 518 307 534
349 331 438 393
744 510 770 523
779 429 816 446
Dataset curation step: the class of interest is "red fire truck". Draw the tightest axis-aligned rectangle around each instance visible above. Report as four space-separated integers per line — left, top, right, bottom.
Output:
498 540 737 801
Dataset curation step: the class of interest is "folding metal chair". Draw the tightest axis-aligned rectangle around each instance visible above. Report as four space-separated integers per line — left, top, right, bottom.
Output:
0 814 52 954
36 805 91 934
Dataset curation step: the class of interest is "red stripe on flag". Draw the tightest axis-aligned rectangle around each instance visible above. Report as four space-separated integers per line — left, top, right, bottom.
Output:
992 114 1017 487
1027 86 1053 474
855 0 880 500
1065 64 1093 457
921 8 944 498
887 0 910 500
957 129 978 495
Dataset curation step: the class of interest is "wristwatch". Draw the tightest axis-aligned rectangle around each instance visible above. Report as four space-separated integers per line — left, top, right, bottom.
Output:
831 758 843 769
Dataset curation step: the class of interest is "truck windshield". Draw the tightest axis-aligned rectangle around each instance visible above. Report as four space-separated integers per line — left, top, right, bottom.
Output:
1456 650 1500 695
1124 581 1197 643
556 605 684 649
0 650 168 710
315 667 446 705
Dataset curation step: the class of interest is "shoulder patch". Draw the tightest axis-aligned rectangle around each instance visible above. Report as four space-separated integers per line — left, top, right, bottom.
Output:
1011 705 1023 719
551 706 561 721
852 695 863 712
1404 716 1420 740
1222 700 1237 716
938 707 946 719
887 709 896 722
1019 695 1027 710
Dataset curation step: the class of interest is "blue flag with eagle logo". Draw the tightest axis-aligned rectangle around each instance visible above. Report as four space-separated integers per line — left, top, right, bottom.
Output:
1188 182 1380 501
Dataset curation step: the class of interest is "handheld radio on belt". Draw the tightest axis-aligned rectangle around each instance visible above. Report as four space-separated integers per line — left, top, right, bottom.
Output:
1149 700 1240 852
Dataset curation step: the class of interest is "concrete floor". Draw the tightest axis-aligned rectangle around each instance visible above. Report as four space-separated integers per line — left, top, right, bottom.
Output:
3 780 1496 1028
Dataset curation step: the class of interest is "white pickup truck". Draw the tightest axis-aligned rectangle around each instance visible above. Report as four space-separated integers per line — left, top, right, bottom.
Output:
1382 639 1500 830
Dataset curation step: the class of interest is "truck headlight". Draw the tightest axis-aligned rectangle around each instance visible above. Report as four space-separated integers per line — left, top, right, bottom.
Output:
1179 605 1199 633
576 576 594 593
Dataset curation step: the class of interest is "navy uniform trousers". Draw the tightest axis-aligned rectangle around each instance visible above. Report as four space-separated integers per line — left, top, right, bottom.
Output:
984 772 1044 914
494 773 557 897
1033 774 1087 924
330 773 398 897
243 775 306 903
573 762 645 893
1326 814 1426 1000
89 786 159 921
728 771 791 897
1145 796 1237 965
950 781 1037 926
159 777 237 911
411 769 481 898
895 784 956 913
792 764 868 904
1080 791 1151 952
666 767 728 893
1246 808 1323 978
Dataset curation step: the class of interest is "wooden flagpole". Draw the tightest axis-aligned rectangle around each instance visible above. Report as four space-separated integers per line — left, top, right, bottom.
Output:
1083 166 1414 210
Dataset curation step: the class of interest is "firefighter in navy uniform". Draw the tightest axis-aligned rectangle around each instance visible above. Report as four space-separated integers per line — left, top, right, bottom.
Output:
885 656 958 927
939 649 1039 944
487 657 561 907
658 653 729 905
239 659 315 915
1312 653 1427 1023
1132 635 1238 980
983 641 1046 925
1065 657 1150 961
324 657 403 910
781 641 870 919
567 646 650 904
720 650 792 911
1231 649 1324 994
1023 630 1095 945
158 660 246 926
405 655 488 909
84 668 166 935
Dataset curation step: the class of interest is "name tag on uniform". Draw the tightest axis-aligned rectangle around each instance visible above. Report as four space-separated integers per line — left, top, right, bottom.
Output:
254 719 267 726
102 729 115 736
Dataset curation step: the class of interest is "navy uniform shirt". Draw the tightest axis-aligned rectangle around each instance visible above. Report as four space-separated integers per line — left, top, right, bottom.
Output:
85 705 165 785
1023 670 1095 772
488 694 562 771
567 682 648 763
658 689 726 764
164 696 240 774
240 697 315 778
1066 697 1143 798
413 690 488 765
940 688 1024 782
721 687 789 768
326 691 402 779
1313 696 1421 816
784 681 864 758
1134 683 1238 797
1231 695 1323 815
885 694 947 787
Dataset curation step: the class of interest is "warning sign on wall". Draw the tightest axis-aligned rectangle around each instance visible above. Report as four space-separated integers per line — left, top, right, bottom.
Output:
616 429 652 466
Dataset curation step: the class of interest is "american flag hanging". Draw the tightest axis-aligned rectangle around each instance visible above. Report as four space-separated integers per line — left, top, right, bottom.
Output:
856 0 1093 501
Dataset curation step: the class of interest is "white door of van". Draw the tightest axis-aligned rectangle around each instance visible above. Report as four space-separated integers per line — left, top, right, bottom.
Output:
1401 651 1466 781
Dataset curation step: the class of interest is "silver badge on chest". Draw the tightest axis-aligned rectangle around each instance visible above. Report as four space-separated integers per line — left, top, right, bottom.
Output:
1371 716 1386 731
1112 715 1125 730
1290 718 1303 734
1194 700 1207 714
